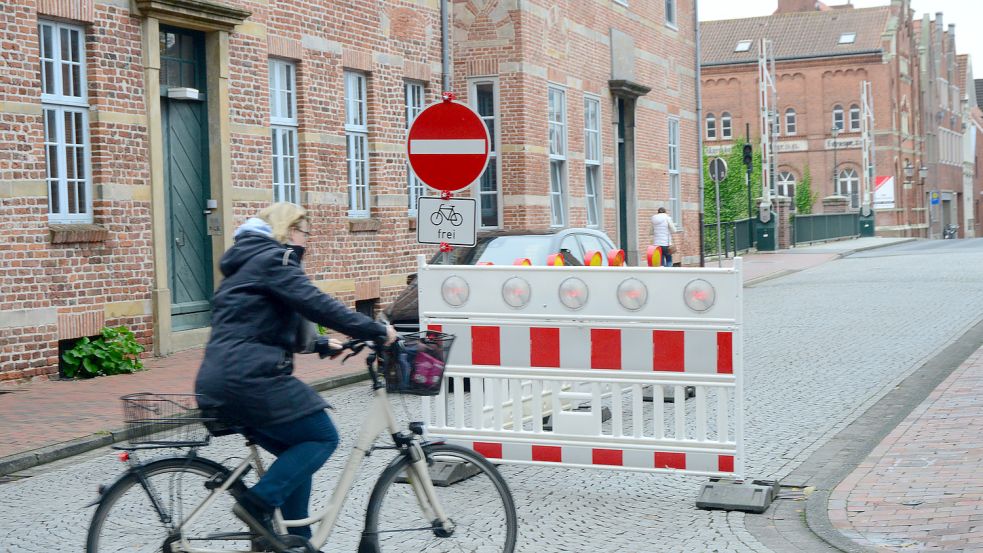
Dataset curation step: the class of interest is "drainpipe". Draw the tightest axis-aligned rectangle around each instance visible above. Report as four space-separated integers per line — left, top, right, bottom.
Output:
441 0 450 92
695 0 705 267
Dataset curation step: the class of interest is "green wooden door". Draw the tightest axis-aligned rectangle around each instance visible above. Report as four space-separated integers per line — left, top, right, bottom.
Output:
161 28 212 330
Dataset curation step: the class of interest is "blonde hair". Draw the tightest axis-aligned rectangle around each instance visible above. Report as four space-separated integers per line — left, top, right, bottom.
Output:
258 202 307 244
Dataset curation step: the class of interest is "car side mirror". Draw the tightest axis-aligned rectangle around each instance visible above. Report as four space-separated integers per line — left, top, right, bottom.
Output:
407 273 417 285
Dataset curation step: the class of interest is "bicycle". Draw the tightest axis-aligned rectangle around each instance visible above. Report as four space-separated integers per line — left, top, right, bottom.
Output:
429 204 463 227
85 332 518 553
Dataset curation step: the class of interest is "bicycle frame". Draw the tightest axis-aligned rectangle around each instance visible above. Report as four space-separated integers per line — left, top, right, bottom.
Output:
171 384 449 553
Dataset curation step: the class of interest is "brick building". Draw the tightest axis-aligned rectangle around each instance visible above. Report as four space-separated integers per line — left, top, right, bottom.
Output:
700 0 928 237
917 14 969 238
0 0 698 381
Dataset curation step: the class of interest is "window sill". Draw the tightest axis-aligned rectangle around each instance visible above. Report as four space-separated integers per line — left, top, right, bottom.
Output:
348 218 381 233
49 223 109 244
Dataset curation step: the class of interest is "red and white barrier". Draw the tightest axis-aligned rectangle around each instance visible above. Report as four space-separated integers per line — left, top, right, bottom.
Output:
417 256 744 478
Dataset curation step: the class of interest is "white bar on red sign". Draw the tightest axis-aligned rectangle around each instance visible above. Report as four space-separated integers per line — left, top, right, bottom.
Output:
409 139 487 155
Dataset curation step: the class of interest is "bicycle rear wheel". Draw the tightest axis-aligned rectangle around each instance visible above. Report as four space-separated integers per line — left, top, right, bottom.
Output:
86 456 248 553
362 443 517 552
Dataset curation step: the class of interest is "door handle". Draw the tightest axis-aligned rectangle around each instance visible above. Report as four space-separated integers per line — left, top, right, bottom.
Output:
175 232 185 247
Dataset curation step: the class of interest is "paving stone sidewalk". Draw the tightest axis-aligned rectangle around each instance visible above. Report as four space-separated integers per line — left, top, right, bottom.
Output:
829 344 983 552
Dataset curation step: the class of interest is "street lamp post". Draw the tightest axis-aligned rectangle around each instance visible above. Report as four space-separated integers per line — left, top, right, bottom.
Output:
831 126 840 196
919 165 931 238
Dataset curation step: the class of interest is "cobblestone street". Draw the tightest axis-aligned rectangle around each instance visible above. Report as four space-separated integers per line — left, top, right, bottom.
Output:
2 241 982 552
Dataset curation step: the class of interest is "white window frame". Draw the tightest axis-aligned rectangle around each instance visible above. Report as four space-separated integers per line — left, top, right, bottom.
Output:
40 20 92 223
469 78 502 228
548 85 567 227
838 32 856 45
344 71 369 218
849 104 861 132
832 104 844 131
721 112 732 139
837 168 859 208
668 116 681 226
405 80 426 216
664 0 677 29
734 40 752 53
705 113 717 140
785 108 797 135
270 59 300 204
584 95 602 228
777 171 796 205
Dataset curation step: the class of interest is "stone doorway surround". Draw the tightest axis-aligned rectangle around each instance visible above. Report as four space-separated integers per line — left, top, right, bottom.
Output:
132 0 250 355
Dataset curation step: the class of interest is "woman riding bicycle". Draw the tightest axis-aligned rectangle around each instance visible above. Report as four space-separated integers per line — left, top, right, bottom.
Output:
195 202 397 548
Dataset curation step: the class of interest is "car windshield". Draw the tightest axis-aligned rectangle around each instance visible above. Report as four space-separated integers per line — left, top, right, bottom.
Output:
431 235 554 265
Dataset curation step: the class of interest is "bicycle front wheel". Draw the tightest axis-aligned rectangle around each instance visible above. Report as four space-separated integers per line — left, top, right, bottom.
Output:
363 443 518 552
86 456 248 553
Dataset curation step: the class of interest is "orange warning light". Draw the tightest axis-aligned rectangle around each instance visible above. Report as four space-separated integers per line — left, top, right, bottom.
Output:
607 249 625 267
513 258 532 266
583 250 602 266
646 245 662 267
546 253 565 266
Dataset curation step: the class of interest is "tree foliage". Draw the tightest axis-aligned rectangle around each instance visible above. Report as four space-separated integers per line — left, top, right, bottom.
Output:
703 138 763 225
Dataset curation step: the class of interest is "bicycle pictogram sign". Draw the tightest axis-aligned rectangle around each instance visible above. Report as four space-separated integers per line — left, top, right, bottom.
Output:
417 196 477 247
431 203 464 227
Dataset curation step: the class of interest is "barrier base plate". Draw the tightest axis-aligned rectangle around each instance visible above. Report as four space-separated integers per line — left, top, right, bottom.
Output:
643 386 696 403
695 478 780 514
542 405 611 431
395 459 482 487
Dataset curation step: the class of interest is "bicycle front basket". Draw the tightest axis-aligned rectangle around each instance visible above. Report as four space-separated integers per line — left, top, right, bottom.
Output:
120 393 214 449
382 331 455 396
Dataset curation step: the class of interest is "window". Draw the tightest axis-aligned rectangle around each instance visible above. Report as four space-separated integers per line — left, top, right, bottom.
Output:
345 71 369 217
40 21 91 223
664 0 676 28
838 32 856 45
584 97 601 228
734 40 752 53
548 87 567 227
705 113 717 140
721 112 732 139
668 117 681 225
849 104 861 132
578 234 610 265
471 80 500 228
269 59 299 204
777 171 796 206
405 80 425 215
560 235 585 261
785 108 797 135
837 168 859 208
832 104 844 131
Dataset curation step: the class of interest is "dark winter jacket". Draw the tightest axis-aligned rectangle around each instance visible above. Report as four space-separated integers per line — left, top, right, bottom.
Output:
195 228 387 428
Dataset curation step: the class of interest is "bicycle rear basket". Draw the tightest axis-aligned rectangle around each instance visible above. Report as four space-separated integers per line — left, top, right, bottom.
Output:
382 331 455 396
120 393 215 449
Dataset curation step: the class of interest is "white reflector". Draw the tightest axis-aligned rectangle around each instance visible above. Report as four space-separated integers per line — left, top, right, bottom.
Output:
617 278 648 311
558 277 589 310
441 276 470 307
683 279 716 312
502 277 531 308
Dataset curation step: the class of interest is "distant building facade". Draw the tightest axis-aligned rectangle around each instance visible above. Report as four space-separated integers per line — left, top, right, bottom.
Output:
700 0 928 237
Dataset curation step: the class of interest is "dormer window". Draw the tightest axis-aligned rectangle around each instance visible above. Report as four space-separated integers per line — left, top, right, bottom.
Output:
838 32 856 45
735 40 752 52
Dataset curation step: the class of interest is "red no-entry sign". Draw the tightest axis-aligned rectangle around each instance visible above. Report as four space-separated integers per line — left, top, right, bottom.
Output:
407 99 490 192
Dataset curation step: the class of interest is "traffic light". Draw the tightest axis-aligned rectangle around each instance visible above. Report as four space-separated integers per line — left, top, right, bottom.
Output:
742 143 753 170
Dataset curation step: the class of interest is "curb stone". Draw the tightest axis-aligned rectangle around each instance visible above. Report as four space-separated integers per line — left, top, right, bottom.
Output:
0 370 368 478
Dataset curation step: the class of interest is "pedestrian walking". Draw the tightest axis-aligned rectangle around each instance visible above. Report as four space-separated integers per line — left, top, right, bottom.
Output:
195 202 397 548
651 207 677 267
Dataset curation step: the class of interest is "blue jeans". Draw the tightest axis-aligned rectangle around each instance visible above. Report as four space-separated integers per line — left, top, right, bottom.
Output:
246 410 339 539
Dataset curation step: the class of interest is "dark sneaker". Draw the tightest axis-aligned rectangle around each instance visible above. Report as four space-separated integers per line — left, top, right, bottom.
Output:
233 492 286 551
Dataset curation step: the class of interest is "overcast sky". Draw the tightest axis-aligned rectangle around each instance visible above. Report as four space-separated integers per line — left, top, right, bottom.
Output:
698 0 982 77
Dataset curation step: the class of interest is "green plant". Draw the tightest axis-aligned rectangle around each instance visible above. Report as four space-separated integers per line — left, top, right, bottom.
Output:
62 326 145 378
703 138 763 225
795 166 817 214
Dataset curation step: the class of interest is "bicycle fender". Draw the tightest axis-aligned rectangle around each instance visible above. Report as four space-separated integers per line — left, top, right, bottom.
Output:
84 455 232 508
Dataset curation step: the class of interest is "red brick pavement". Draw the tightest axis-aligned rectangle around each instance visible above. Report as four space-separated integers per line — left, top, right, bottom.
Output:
829 345 983 551
0 348 360 460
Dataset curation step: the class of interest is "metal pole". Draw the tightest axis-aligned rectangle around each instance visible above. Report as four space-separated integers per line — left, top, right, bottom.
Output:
440 0 450 92
695 0 705 267
714 176 722 267
745 123 752 246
